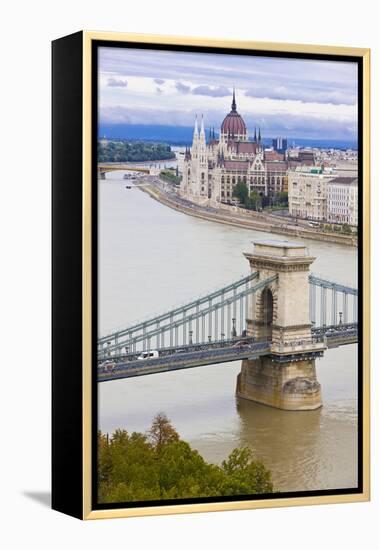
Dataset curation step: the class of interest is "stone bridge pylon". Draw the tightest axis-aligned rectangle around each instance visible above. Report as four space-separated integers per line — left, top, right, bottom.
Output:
236 240 326 410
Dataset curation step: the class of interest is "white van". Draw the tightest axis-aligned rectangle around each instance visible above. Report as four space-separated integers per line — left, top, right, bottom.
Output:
137 350 159 360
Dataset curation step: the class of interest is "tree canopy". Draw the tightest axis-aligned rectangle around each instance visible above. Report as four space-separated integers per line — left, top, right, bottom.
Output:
232 182 262 211
98 413 273 503
98 139 175 163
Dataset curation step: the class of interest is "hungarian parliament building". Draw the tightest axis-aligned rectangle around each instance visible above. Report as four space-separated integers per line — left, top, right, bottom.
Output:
180 90 314 205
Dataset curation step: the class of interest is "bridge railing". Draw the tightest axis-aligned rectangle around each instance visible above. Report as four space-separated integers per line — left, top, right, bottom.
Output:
98 272 262 357
309 274 358 329
98 272 358 360
98 274 277 359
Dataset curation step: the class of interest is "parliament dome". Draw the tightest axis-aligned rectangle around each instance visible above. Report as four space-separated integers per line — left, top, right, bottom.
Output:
221 89 247 138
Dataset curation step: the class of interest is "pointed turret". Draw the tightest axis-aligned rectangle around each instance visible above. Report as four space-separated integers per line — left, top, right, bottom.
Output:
258 127 261 142
231 86 237 112
193 115 199 140
254 127 257 142
200 114 205 142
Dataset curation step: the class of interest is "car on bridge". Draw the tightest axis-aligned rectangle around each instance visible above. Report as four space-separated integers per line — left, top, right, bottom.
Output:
137 350 159 360
232 339 252 348
99 360 116 372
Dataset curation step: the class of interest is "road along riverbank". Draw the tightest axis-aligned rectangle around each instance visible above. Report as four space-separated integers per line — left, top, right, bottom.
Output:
139 183 357 247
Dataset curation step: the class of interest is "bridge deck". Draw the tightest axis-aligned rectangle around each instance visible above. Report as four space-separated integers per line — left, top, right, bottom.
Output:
98 341 271 382
98 324 358 382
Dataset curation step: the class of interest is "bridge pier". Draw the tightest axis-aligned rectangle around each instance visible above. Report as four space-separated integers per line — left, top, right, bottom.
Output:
237 356 322 410
237 240 324 411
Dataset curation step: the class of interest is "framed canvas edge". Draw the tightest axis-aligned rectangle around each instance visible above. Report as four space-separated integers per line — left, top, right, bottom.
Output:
81 31 371 520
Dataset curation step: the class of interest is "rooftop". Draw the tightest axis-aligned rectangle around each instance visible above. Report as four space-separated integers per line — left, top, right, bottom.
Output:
328 177 358 185
250 239 310 259
254 239 305 248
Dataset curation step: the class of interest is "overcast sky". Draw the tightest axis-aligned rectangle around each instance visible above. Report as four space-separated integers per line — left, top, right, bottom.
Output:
98 46 358 140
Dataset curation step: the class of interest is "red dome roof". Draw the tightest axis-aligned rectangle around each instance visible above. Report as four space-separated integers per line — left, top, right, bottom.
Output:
221 111 247 136
221 90 247 136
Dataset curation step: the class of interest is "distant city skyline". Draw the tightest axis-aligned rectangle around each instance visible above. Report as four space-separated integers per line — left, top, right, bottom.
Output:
99 47 358 141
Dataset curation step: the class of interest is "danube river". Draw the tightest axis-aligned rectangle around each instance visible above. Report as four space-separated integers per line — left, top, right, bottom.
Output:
98 171 358 493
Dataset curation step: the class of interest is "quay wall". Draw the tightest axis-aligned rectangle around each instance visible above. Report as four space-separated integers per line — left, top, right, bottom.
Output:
139 184 357 248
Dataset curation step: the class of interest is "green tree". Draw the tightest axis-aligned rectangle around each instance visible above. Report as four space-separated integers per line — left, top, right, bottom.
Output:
250 191 262 211
98 413 274 504
98 139 175 163
341 223 352 234
220 447 273 495
148 412 180 449
275 191 288 207
232 182 249 204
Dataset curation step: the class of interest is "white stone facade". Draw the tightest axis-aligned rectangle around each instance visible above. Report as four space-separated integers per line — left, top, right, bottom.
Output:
180 95 288 205
326 177 358 226
288 167 358 226
288 167 333 221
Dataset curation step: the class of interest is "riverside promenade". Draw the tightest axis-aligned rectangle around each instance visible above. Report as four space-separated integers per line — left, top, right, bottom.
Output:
140 180 357 247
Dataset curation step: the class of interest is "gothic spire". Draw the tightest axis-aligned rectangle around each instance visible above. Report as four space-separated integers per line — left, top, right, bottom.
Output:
200 114 205 137
254 127 257 142
231 86 237 112
193 115 199 139
258 127 261 142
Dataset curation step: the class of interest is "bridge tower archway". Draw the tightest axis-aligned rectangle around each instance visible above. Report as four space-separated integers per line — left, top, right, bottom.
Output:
253 286 277 341
245 240 316 345
238 239 324 411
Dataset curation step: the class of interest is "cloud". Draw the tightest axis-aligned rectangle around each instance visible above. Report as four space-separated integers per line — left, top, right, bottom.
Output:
99 47 358 141
99 105 357 140
107 77 128 88
99 47 357 100
245 85 356 106
192 85 231 97
175 81 191 94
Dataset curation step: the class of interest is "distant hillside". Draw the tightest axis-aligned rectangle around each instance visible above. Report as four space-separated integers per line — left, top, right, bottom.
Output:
98 139 175 162
99 124 357 150
99 124 195 144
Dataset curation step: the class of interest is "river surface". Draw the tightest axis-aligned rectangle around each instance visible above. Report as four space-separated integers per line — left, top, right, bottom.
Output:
98 171 358 493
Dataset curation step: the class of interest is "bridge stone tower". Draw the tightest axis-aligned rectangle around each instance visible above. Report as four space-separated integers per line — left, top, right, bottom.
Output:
236 240 326 410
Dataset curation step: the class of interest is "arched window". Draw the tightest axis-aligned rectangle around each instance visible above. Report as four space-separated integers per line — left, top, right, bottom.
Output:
260 288 274 340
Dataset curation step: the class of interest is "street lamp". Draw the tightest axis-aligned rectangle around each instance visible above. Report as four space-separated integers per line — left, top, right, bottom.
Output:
231 318 237 338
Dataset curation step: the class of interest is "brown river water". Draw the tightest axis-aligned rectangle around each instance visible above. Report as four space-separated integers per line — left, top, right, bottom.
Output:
98 172 358 493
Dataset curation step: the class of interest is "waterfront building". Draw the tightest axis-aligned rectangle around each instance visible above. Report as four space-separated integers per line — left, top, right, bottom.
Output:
326 177 358 226
288 167 358 226
288 166 333 221
180 91 306 205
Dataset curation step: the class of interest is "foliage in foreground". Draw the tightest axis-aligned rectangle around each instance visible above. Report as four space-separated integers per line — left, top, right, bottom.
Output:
98 413 273 503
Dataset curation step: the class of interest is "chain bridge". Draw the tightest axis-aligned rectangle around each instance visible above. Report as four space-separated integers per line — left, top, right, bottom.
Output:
98 164 152 178
98 240 358 411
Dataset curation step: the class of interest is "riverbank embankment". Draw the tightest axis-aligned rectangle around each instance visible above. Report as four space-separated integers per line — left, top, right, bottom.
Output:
140 183 357 247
